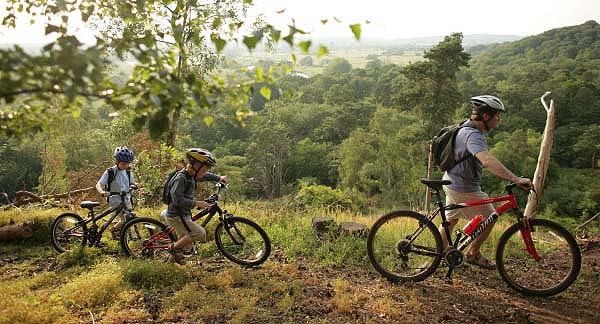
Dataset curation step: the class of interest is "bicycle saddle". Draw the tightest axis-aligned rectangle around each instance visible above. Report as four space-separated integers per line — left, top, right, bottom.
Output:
80 201 101 209
420 178 451 190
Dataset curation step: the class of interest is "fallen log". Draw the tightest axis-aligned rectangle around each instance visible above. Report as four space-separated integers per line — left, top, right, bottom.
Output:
5 187 95 208
0 222 34 241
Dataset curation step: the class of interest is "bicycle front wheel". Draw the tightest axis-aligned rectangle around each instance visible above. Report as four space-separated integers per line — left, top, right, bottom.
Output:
50 213 87 253
215 216 271 267
120 218 176 260
496 218 581 296
367 211 443 282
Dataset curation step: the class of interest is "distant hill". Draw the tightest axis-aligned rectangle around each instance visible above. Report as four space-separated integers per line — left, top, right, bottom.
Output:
458 20 600 167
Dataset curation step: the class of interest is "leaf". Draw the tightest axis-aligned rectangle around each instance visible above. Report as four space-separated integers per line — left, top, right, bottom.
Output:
283 33 293 47
45 24 60 35
320 19 328 25
260 86 271 100
211 34 226 52
255 67 264 82
349 24 361 40
204 115 214 126
317 46 329 58
269 27 281 42
299 41 311 53
243 35 258 50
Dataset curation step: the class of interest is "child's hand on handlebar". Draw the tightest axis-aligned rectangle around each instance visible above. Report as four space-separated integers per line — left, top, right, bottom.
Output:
196 200 212 209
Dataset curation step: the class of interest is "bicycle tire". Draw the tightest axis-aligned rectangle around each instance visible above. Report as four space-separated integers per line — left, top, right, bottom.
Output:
50 212 87 253
214 216 271 267
496 218 581 296
367 210 443 282
120 217 176 260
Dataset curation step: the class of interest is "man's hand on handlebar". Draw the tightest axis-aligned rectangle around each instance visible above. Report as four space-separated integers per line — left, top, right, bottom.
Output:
515 177 533 191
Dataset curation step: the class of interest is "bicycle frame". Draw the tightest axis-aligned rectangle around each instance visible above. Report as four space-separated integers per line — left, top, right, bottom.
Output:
79 192 133 243
139 183 229 250
428 183 540 260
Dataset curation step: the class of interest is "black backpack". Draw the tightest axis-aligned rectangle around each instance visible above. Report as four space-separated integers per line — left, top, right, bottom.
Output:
161 170 181 205
431 121 477 171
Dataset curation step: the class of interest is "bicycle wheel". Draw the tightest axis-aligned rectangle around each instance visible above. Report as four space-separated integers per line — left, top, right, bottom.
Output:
50 213 87 253
214 216 271 267
367 210 443 282
120 217 176 260
496 218 581 296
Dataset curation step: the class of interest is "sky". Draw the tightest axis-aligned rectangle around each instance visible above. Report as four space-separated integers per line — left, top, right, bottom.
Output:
246 0 600 39
0 0 599 44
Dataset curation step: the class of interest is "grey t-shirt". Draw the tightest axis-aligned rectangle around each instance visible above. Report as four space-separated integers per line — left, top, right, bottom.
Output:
442 120 487 192
98 166 135 208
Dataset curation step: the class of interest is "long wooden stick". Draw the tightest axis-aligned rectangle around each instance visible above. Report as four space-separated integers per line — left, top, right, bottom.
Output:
524 92 556 218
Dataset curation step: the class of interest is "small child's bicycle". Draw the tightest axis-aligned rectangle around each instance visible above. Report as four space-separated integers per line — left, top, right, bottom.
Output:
120 182 271 267
50 186 139 253
367 179 581 296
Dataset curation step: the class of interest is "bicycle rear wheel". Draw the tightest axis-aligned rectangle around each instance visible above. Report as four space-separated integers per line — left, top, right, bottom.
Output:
120 217 176 260
214 216 271 267
367 211 443 282
496 218 581 296
50 213 87 253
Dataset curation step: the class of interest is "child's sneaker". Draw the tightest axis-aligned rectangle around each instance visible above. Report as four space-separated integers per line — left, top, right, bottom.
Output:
167 243 185 265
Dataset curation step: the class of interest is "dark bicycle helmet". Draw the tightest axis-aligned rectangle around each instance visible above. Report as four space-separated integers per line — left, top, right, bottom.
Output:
470 95 506 113
186 148 217 166
114 146 134 163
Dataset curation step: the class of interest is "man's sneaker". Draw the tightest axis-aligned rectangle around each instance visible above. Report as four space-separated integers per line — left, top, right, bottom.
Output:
167 243 186 265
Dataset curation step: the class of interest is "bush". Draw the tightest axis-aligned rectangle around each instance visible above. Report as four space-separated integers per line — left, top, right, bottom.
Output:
295 180 352 209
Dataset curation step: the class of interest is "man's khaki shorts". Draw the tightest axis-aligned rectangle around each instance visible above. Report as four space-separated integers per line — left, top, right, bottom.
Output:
443 187 496 221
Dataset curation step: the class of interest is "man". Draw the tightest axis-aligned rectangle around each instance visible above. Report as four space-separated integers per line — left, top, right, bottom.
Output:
440 95 532 269
163 148 225 265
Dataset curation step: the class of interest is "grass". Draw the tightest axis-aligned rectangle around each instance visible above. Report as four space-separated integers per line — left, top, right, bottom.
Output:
0 202 594 323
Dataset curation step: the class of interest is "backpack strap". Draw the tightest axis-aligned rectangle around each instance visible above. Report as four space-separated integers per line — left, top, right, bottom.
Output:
449 122 479 171
105 166 116 192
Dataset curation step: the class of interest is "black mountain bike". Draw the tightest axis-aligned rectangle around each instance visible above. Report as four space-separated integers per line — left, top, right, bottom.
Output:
120 182 271 267
367 179 581 296
50 186 139 253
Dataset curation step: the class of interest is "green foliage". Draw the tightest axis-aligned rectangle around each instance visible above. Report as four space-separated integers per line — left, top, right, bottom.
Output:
0 0 361 142
122 259 192 290
324 57 352 74
55 246 104 270
0 138 42 200
295 179 352 209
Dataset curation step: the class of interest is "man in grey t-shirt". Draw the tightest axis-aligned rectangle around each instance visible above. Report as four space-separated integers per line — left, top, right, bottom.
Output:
439 95 532 269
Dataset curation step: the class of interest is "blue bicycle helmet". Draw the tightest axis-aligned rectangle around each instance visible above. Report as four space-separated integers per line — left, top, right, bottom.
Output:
114 146 134 163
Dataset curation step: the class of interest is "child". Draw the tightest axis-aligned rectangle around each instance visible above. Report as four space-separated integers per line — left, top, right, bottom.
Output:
95 146 139 239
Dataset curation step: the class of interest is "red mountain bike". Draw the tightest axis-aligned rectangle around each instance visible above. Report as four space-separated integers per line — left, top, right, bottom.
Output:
119 182 271 267
367 179 581 296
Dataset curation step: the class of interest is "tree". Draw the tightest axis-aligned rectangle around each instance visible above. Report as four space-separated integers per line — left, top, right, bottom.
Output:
325 57 352 74
398 33 470 135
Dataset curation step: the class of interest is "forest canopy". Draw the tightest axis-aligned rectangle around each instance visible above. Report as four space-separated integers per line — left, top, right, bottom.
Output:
1 9 598 220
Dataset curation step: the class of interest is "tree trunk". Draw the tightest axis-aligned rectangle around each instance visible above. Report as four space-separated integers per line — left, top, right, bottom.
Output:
425 142 434 213
0 222 34 241
524 92 556 218
167 106 181 147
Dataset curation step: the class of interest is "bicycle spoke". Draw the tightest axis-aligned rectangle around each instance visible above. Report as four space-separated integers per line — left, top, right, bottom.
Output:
497 219 581 296
215 217 271 267
367 211 443 282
